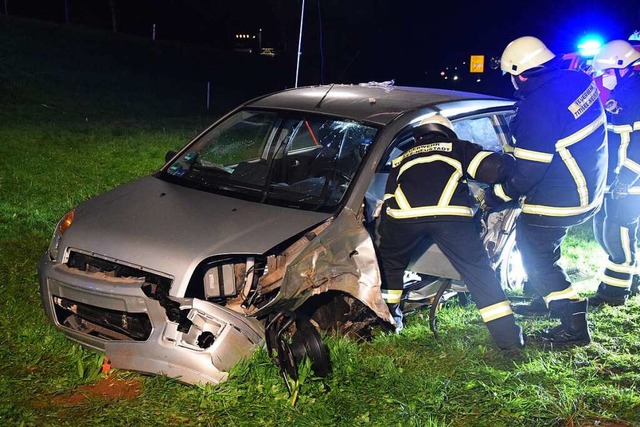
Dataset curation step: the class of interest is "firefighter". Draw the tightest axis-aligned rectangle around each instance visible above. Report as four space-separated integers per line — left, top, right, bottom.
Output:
377 114 525 351
588 39 640 306
483 36 608 346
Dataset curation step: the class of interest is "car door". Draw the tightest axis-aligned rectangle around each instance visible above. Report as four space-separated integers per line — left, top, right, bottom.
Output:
365 111 515 280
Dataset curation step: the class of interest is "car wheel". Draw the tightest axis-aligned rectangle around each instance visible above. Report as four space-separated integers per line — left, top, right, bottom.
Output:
497 233 526 293
264 311 331 391
297 291 379 341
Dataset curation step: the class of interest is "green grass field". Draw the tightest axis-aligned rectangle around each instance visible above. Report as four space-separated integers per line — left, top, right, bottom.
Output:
1 16 639 427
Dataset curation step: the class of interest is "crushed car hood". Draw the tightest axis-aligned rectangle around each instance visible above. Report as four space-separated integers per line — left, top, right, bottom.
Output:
62 175 331 296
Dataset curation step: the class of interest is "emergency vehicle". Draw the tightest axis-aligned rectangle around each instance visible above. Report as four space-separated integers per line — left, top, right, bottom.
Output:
561 33 640 101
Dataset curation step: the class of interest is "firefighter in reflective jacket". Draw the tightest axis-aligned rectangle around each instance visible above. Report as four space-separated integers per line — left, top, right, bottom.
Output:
589 40 640 307
377 114 525 351
483 36 608 346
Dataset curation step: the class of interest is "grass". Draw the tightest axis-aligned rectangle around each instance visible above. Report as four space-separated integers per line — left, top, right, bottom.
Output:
2 16 640 427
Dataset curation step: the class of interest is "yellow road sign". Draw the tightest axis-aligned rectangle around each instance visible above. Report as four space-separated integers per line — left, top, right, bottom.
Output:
470 55 485 73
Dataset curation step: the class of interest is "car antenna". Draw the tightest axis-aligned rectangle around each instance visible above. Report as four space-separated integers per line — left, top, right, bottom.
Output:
315 83 335 109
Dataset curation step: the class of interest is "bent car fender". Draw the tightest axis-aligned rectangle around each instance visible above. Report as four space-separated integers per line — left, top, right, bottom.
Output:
253 207 393 324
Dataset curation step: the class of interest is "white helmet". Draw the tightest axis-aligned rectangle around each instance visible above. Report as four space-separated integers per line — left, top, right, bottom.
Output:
500 36 556 76
412 114 456 139
591 40 640 75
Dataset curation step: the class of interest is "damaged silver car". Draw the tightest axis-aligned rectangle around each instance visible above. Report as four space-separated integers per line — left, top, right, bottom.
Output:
38 82 521 386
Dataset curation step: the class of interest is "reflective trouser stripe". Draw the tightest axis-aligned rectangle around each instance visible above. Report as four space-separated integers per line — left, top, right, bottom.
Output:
602 267 633 289
601 227 635 289
543 286 580 305
479 301 513 323
381 289 403 304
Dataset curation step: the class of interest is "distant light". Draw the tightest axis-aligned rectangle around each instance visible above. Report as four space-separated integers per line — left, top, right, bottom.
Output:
476 78 481 83
453 75 459 81
440 71 445 76
577 34 604 57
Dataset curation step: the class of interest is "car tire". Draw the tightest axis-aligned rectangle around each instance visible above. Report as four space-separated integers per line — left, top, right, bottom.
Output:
497 232 526 293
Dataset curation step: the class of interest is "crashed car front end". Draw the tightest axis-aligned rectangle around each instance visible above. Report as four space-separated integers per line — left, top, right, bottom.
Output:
39 257 264 384
38 219 267 385
37 107 389 385
38 203 389 385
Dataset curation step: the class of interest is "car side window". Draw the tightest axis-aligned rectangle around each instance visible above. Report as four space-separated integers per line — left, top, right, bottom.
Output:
452 116 503 152
200 111 276 166
379 130 414 173
366 114 510 224
501 112 516 152
289 120 321 152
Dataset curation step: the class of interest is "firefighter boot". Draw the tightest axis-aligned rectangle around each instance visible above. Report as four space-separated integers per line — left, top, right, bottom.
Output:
512 296 562 318
540 299 590 346
512 296 549 316
386 303 403 333
588 283 629 307
487 317 525 351
522 279 536 297
631 275 640 297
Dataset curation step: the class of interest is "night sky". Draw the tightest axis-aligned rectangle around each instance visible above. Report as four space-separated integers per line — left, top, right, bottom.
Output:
7 0 640 93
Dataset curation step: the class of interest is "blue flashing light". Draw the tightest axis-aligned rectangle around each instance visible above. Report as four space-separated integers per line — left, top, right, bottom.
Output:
577 34 604 57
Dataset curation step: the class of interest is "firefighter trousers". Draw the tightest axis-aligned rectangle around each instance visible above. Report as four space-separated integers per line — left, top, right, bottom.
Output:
516 221 580 313
592 195 640 296
377 213 520 347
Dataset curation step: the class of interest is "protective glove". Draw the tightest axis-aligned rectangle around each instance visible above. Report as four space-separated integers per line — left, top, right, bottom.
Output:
609 178 629 199
480 187 504 211
476 188 488 211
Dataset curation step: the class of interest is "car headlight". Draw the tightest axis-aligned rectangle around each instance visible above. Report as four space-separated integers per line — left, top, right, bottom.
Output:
47 209 75 261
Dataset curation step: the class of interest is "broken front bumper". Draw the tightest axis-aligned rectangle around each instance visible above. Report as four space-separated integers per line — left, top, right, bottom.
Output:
38 255 264 385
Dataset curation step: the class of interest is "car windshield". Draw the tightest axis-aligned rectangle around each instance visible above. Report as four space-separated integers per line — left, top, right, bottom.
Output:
161 109 379 212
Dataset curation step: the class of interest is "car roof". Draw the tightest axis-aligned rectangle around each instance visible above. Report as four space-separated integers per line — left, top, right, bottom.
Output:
245 83 515 126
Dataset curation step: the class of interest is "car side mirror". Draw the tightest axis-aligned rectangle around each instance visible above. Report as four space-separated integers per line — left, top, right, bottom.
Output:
165 150 177 163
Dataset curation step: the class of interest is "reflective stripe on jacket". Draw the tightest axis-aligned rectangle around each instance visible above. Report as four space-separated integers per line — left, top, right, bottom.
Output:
490 68 608 226
384 134 513 222
606 73 640 195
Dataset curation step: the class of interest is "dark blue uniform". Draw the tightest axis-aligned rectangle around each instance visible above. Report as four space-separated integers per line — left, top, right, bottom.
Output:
592 70 640 302
378 130 523 350
486 67 607 315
